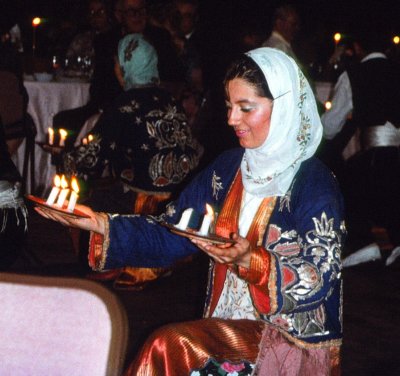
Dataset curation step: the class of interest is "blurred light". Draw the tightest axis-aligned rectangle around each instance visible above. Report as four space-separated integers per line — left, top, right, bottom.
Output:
334 33 341 43
393 36 400 45
32 17 41 27
325 101 332 111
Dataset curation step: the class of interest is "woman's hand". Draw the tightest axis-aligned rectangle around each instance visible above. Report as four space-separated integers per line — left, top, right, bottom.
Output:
191 233 252 269
35 203 108 235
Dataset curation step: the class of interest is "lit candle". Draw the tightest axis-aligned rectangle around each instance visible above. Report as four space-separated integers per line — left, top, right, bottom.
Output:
325 101 332 111
82 138 88 145
88 134 94 143
46 174 61 205
48 127 54 145
175 208 193 230
32 17 41 56
198 204 214 236
59 129 68 147
67 177 79 212
56 175 69 208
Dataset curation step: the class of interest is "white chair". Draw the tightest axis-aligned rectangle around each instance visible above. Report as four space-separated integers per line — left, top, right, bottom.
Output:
0 273 129 376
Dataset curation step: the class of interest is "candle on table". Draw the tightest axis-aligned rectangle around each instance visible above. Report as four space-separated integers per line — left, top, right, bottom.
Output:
82 137 88 145
198 204 214 236
32 17 41 56
48 127 54 145
67 177 79 212
175 208 193 230
88 134 94 143
56 175 69 208
59 129 68 147
333 32 341 47
46 174 61 205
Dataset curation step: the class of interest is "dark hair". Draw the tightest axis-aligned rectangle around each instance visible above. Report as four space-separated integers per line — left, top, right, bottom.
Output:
224 54 273 100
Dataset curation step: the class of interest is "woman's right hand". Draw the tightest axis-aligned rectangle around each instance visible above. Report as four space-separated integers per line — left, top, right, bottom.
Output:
35 203 108 235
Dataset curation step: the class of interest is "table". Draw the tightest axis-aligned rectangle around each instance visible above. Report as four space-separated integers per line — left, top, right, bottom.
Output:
12 80 90 195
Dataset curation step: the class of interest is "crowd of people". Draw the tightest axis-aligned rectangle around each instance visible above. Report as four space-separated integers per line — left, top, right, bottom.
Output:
1 0 400 374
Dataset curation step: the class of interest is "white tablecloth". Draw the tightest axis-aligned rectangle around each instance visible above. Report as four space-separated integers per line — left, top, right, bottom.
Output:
13 80 90 195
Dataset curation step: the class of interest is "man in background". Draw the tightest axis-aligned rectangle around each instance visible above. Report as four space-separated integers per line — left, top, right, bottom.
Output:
321 30 400 267
262 3 300 61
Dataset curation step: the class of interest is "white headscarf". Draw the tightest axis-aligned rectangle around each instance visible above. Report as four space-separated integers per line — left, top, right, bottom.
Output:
241 47 322 197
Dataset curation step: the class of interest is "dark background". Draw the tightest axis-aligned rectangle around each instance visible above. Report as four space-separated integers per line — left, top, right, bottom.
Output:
2 0 400 71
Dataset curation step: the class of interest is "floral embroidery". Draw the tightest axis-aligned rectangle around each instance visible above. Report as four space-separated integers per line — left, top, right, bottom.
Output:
265 225 300 257
261 211 343 339
64 137 101 175
279 179 295 212
190 358 253 376
211 171 223 200
212 270 256 320
165 203 176 217
124 38 138 61
148 152 200 187
119 100 140 113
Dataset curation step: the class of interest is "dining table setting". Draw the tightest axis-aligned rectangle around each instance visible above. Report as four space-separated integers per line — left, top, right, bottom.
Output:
12 70 90 196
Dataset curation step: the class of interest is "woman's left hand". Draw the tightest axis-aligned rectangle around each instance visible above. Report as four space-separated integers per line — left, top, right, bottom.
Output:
191 233 252 269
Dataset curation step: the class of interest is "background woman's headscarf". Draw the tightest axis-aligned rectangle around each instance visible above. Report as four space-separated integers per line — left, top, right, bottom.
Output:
241 47 322 197
117 33 159 90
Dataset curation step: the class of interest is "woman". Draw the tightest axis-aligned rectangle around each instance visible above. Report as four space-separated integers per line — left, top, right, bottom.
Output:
64 33 202 204
62 33 203 287
37 47 345 375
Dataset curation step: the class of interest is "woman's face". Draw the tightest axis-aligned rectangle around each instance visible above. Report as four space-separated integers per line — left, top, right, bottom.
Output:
226 78 273 149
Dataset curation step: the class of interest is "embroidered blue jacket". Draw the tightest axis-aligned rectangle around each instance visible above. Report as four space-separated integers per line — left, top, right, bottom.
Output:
103 148 345 347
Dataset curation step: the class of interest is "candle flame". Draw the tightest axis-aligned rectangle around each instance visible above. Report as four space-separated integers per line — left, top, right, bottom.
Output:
48 127 54 135
393 36 400 45
325 101 332 110
206 203 214 218
60 175 68 189
53 174 61 187
88 134 94 142
333 33 341 43
32 17 41 27
71 177 79 193
59 129 68 139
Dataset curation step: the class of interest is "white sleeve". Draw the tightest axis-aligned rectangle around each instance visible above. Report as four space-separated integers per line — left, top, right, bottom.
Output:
321 72 353 140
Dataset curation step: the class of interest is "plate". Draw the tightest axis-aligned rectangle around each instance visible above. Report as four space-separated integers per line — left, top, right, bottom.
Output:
35 141 64 152
160 222 235 245
25 194 90 219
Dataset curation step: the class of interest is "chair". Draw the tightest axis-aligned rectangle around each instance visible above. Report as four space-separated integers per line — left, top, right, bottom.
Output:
0 71 36 193
0 273 129 376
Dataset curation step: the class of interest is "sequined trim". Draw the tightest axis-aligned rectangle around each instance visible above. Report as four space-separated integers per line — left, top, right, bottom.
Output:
274 327 342 350
268 255 278 314
88 213 110 271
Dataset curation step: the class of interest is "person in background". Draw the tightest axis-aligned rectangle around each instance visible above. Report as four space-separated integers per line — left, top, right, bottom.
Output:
64 0 112 75
0 119 28 271
174 0 204 93
37 47 344 375
262 3 300 62
63 33 203 288
53 0 185 147
321 30 400 267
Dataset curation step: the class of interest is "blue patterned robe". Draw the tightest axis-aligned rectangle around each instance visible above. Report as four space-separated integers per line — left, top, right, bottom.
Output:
100 148 345 346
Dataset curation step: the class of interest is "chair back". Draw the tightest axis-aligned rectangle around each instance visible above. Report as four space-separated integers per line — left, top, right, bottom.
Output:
0 273 129 376
0 71 24 126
